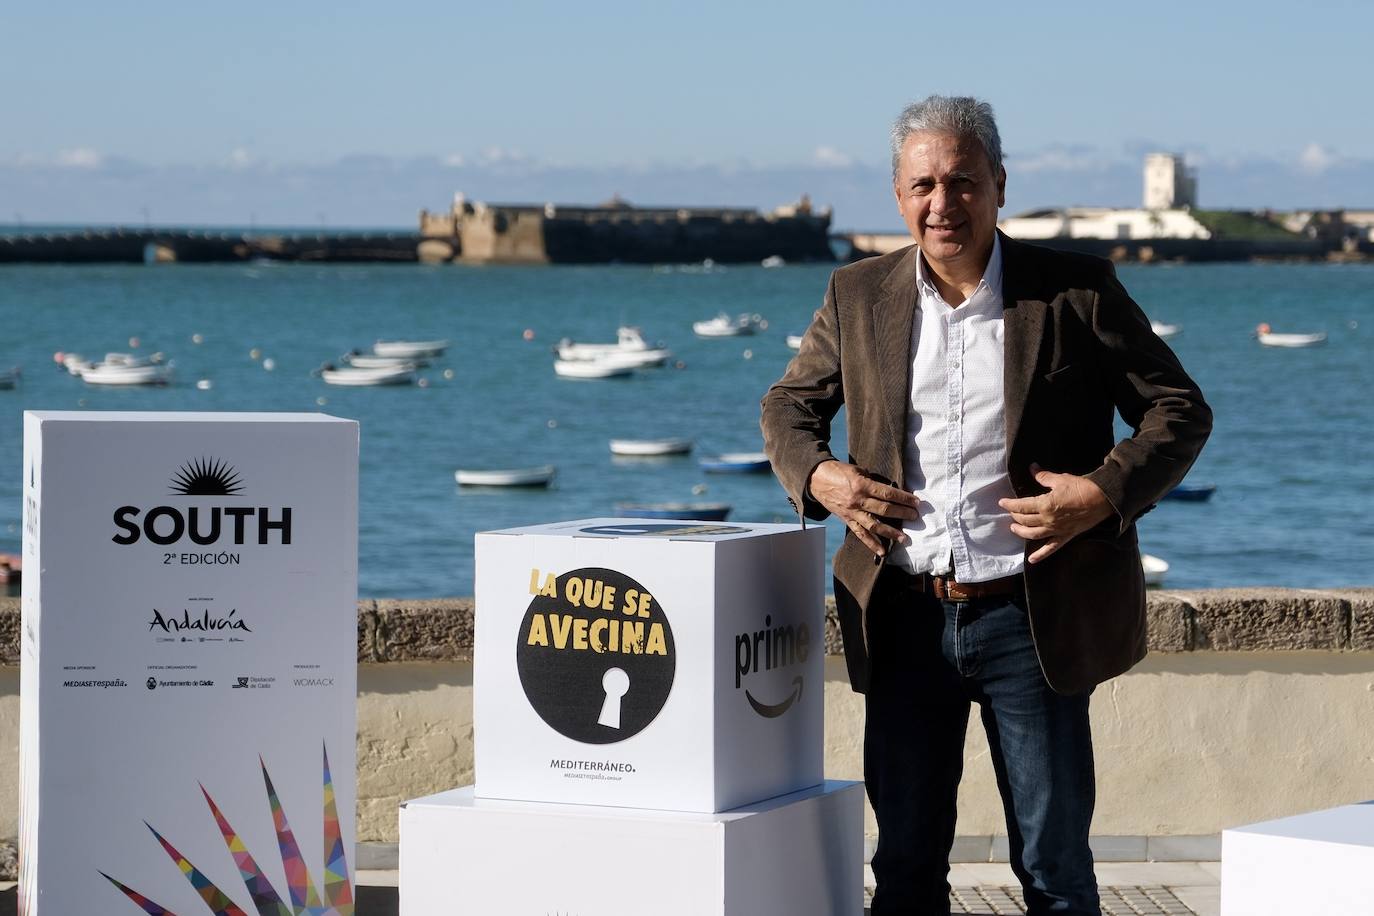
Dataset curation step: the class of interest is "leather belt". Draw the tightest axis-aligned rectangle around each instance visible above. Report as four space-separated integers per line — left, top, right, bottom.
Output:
894 568 1023 602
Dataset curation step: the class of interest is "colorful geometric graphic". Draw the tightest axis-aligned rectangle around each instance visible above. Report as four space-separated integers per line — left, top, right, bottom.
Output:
103 744 353 916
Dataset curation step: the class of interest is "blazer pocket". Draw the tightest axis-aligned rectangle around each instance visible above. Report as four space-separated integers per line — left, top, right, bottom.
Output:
1042 362 1086 386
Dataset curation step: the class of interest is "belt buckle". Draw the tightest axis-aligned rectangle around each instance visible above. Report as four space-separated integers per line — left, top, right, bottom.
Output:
933 576 971 603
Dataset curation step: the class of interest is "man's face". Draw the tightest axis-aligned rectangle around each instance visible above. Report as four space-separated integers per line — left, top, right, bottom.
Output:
893 130 1006 270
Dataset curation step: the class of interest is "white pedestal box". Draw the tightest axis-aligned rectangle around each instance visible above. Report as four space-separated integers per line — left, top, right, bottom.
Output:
20 411 359 915
474 518 826 812
1222 801 1374 915
400 780 865 916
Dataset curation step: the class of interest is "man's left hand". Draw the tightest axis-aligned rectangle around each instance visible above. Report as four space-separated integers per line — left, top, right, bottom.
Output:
997 465 1115 564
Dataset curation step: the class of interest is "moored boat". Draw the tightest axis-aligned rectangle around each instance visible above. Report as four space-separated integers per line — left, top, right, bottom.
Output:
0 367 19 390
319 364 415 386
553 358 633 379
455 465 556 488
699 452 771 473
785 334 804 350
615 502 732 521
693 313 759 337
1151 320 1182 339
344 352 428 369
609 438 693 457
1142 553 1169 587
80 361 172 386
374 339 449 359
556 326 671 367
1256 323 1326 348
1163 483 1217 502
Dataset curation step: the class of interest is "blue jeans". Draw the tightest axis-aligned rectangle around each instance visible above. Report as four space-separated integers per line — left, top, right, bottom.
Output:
865 569 1100 916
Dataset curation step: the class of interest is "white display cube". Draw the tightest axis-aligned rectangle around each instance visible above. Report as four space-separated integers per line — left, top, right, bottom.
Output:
1222 802 1374 915
20 411 358 915
474 518 826 812
400 780 865 916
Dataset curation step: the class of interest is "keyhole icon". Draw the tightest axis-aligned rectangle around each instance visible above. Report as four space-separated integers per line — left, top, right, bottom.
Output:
598 667 630 729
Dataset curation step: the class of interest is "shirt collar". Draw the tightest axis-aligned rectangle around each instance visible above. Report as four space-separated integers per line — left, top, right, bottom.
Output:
916 233 1003 307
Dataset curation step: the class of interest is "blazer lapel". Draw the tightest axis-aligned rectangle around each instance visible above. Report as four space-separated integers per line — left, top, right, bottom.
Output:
999 233 1048 463
871 246 920 483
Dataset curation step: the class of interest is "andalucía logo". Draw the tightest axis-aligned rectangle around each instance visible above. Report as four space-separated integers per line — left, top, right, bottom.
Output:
148 607 251 633
111 457 294 546
735 614 811 719
518 566 675 745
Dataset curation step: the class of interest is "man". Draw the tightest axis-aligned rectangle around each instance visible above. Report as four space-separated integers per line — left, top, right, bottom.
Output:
760 95 1211 915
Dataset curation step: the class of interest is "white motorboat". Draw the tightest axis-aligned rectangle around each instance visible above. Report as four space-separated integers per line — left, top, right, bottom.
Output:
454 465 556 487
319 364 416 386
344 351 427 369
609 438 693 457
1256 323 1326 348
693 313 759 337
556 326 670 366
373 339 449 359
1142 554 1169 588
1151 320 1182 339
79 354 171 387
553 358 633 379
760 255 786 268
785 334 804 350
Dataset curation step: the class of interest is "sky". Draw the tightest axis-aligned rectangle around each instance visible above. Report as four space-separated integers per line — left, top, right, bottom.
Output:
3 0 1373 230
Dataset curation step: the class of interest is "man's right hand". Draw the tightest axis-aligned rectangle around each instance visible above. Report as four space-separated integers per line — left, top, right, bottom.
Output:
807 460 919 557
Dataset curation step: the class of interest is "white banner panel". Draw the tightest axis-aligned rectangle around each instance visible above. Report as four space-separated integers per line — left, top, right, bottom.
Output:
20 411 358 916
475 518 825 812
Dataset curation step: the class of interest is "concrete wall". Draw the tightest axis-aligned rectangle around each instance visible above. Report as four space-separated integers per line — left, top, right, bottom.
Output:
4 588 1373 855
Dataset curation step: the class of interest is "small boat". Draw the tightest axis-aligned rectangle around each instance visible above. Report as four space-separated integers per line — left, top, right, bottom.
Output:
785 334 804 350
80 359 172 386
693 313 759 337
455 465 556 488
760 255 786 268
373 339 449 359
609 438 693 457
1151 320 1182 339
615 502 732 521
699 452 771 473
1163 483 1217 502
553 358 633 379
556 326 672 367
0 367 19 390
1142 553 1169 587
319 364 415 386
1256 323 1326 348
344 351 428 369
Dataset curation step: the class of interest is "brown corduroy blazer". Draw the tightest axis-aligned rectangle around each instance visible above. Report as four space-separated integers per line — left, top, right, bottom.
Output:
760 233 1212 696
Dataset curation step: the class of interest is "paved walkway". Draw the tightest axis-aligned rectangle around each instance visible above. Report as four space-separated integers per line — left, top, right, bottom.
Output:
347 862 1222 915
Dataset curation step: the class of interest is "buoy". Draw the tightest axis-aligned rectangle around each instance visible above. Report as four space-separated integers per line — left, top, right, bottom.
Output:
547 419 558 429
523 328 535 341
315 396 327 406
250 348 262 360
77 398 87 408
674 360 686 370
53 351 65 365
691 483 707 495
443 368 455 380
743 349 753 360
191 333 204 344
196 379 213 391
418 377 430 388
128 336 141 349
1256 323 1271 335
262 358 276 371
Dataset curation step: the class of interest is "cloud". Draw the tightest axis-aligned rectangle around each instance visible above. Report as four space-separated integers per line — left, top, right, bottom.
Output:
55 147 103 169
226 148 253 170
1297 142 1337 175
811 146 854 169
441 153 465 168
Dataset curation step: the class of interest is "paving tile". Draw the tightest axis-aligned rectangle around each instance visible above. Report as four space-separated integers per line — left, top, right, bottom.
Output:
1168 884 1220 916
1147 834 1221 861
1096 862 1215 886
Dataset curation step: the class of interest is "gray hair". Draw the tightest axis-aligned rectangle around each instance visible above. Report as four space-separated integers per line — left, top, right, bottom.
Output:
890 95 1003 180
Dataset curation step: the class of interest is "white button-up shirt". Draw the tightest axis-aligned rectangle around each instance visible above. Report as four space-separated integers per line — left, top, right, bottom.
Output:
888 236 1025 582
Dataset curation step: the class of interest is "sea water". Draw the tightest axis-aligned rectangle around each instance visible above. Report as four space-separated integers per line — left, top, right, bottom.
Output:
0 259 1370 596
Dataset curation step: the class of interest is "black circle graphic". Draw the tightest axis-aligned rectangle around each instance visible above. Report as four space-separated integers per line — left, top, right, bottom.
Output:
516 566 675 744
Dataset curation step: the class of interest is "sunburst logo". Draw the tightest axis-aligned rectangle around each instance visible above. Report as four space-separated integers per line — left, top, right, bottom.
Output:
171 459 244 497
101 745 353 915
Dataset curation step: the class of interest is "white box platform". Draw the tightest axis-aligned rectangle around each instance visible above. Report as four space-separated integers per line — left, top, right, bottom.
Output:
1222 801 1374 915
400 780 864 916
475 518 825 812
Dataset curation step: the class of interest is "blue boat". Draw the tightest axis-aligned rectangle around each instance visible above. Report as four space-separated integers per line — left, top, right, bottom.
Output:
699 452 771 474
1163 483 1217 502
615 502 732 521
